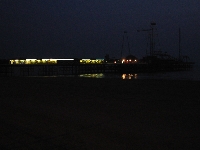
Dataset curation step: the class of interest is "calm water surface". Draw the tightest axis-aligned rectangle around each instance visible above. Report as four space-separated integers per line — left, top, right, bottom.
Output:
78 64 200 81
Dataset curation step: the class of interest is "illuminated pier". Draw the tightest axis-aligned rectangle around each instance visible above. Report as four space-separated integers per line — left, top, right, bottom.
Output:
0 57 193 77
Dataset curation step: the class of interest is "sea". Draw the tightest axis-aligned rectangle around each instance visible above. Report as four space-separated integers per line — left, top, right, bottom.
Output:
77 64 200 81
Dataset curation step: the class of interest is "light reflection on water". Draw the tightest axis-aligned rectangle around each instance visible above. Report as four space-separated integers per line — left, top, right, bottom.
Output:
79 73 105 78
76 65 200 81
40 64 199 80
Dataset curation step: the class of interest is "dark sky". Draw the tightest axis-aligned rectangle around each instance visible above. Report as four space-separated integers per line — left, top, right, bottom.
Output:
1 0 200 63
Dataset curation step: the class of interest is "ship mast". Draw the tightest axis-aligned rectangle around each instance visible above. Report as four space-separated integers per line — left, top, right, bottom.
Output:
179 27 181 60
137 22 156 56
121 31 131 58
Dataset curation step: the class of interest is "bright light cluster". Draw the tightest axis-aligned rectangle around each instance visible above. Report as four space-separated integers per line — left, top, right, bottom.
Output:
10 59 74 65
80 59 104 64
121 59 137 64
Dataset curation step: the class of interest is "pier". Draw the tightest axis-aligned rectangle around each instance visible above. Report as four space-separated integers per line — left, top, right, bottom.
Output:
0 62 193 77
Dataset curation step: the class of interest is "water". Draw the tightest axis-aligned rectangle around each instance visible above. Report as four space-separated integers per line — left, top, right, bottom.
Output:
78 64 200 81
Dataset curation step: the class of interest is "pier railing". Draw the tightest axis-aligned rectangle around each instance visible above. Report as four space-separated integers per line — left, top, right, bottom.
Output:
0 63 193 77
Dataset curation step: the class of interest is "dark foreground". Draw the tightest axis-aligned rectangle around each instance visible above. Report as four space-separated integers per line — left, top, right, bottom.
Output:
0 77 200 149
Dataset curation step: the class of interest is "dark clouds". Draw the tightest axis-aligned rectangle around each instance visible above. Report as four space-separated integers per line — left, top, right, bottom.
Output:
0 0 200 63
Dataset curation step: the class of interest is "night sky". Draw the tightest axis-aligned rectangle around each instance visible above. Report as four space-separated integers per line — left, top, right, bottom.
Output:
1 0 200 63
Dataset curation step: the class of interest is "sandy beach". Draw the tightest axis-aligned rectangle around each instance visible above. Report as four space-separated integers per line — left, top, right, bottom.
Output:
0 77 200 149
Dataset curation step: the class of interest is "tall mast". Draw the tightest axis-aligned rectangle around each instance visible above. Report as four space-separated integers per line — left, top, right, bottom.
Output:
121 31 130 58
150 22 156 56
137 22 156 56
179 27 181 60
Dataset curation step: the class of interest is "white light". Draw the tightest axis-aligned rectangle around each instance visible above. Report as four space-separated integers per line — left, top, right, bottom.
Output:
56 59 74 60
26 59 37 61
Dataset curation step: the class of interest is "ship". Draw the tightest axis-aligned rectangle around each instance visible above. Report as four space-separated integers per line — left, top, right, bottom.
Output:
136 22 194 72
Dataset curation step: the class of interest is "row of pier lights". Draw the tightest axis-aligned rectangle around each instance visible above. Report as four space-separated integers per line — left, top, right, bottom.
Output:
9 57 138 65
121 59 137 64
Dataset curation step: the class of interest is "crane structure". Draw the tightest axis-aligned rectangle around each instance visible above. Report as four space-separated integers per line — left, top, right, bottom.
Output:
121 31 131 58
137 22 157 56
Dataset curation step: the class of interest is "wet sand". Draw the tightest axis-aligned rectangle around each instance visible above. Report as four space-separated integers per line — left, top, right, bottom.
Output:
0 77 200 149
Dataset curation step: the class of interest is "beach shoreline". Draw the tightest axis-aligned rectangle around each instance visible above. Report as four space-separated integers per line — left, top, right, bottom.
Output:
0 77 200 149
